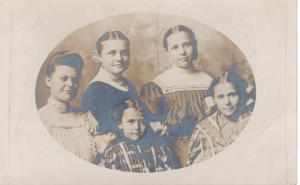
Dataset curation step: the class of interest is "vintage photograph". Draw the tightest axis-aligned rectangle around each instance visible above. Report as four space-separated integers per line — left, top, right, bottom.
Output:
35 13 256 172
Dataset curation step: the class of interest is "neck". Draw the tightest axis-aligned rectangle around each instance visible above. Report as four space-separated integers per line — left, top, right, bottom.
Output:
100 67 123 82
47 96 69 113
218 111 240 123
172 64 195 73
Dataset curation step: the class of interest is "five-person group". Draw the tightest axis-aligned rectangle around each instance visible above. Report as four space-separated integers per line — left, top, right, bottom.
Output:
38 25 254 172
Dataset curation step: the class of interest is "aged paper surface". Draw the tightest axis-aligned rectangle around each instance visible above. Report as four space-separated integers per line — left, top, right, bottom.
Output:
0 0 296 184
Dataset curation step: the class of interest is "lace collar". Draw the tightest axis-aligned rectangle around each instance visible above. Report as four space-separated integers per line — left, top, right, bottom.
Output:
152 65 212 94
89 67 128 91
46 97 70 113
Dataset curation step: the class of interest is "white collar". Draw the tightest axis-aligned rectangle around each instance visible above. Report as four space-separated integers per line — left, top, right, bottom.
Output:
152 65 212 94
89 67 129 92
46 97 70 113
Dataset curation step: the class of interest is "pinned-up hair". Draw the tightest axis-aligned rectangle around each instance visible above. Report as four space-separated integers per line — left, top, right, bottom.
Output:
96 31 130 55
45 50 84 77
163 25 198 60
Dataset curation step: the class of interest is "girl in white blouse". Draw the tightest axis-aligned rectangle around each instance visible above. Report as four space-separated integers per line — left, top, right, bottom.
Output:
38 51 114 163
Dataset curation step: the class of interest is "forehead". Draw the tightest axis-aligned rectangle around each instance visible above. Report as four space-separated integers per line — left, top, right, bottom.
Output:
214 82 237 95
167 31 191 46
101 39 128 51
52 65 79 77
122 107 143 119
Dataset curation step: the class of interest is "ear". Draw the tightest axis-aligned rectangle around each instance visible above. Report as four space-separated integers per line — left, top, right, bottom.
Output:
164 48 173 59
163 47 168 54
45 76 51 88
92 50 102 64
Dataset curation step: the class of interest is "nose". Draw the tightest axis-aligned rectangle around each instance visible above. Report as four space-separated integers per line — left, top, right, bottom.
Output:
115 52 122 61
224 96 231 105
66 78 74 87
132 121 140 130
178 46 186 55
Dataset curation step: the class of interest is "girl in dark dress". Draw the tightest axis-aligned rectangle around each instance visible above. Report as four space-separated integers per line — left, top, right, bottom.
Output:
82 31 140 136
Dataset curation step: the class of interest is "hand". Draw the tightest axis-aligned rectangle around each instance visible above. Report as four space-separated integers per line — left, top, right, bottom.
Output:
149 121 168 136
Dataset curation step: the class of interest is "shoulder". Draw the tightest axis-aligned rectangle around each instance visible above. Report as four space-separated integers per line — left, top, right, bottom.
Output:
197 72 213 83
104 141 125 155
238 111 252 123
152 69 173 85
38 105 48 118
140 81 163 95
193 113 217 135
85 81 109 92
83 81 110 100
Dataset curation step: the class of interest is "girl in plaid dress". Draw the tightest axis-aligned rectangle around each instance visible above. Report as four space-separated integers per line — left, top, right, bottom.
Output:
188 71 252 165
101 100 180 172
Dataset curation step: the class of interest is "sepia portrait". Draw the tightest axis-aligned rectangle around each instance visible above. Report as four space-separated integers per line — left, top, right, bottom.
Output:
35 13 256 172
1 0 296 185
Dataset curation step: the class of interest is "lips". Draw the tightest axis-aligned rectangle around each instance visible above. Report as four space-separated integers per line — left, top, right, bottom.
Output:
113 63 124 67
131 132 141 136
63 89 73 94
224 107 234 111
179 57 188 61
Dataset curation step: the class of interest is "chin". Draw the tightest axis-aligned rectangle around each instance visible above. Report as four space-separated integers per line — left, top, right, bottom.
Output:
176 63 192 69
113 69 126 74
130 136 141 141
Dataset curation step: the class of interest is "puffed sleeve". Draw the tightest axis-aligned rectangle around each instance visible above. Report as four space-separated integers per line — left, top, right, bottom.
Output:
187 124 205 166
81 82 118 134
139 81 169 122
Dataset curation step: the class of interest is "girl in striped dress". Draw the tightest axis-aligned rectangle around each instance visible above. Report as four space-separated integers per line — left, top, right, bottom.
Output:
140 25 212 166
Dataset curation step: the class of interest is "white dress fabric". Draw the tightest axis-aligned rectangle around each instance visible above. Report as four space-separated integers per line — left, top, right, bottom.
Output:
38 97 99 162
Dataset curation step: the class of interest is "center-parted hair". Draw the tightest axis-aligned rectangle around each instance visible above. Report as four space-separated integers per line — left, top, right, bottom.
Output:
163 25 198 60
112 100 143 124
209 71 248 117
45 50 84 77
96 31 131 55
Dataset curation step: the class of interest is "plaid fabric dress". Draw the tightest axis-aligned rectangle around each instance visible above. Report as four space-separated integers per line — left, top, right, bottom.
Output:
187 111 251 165
102 140 179 172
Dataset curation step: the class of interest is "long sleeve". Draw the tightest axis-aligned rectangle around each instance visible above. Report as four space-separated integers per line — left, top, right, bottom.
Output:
81 82 119 135
139 81 169 122
187 125 205 165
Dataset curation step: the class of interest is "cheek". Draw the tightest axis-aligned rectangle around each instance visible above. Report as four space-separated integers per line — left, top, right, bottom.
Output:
187 47 193 55
50 80 65 92
140 124 146 132
169 50 178 58
214 98 224 108
231 96 240 106
102 57 113 66
122 55 129 61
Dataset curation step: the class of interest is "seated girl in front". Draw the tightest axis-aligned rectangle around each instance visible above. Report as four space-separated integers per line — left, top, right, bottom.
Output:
101 100 180 172
187 71 252 165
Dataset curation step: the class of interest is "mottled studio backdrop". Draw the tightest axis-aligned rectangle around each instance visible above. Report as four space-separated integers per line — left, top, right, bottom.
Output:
35 13 255 109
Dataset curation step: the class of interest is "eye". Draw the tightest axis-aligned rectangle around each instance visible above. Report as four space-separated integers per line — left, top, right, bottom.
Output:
60 76 68 81
217 94 224 99
183 42 192 47
107 50 116 55
229 92 239 97
72 77 80 84
171 45 178 50
127 119 136 124
120 49 129 56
